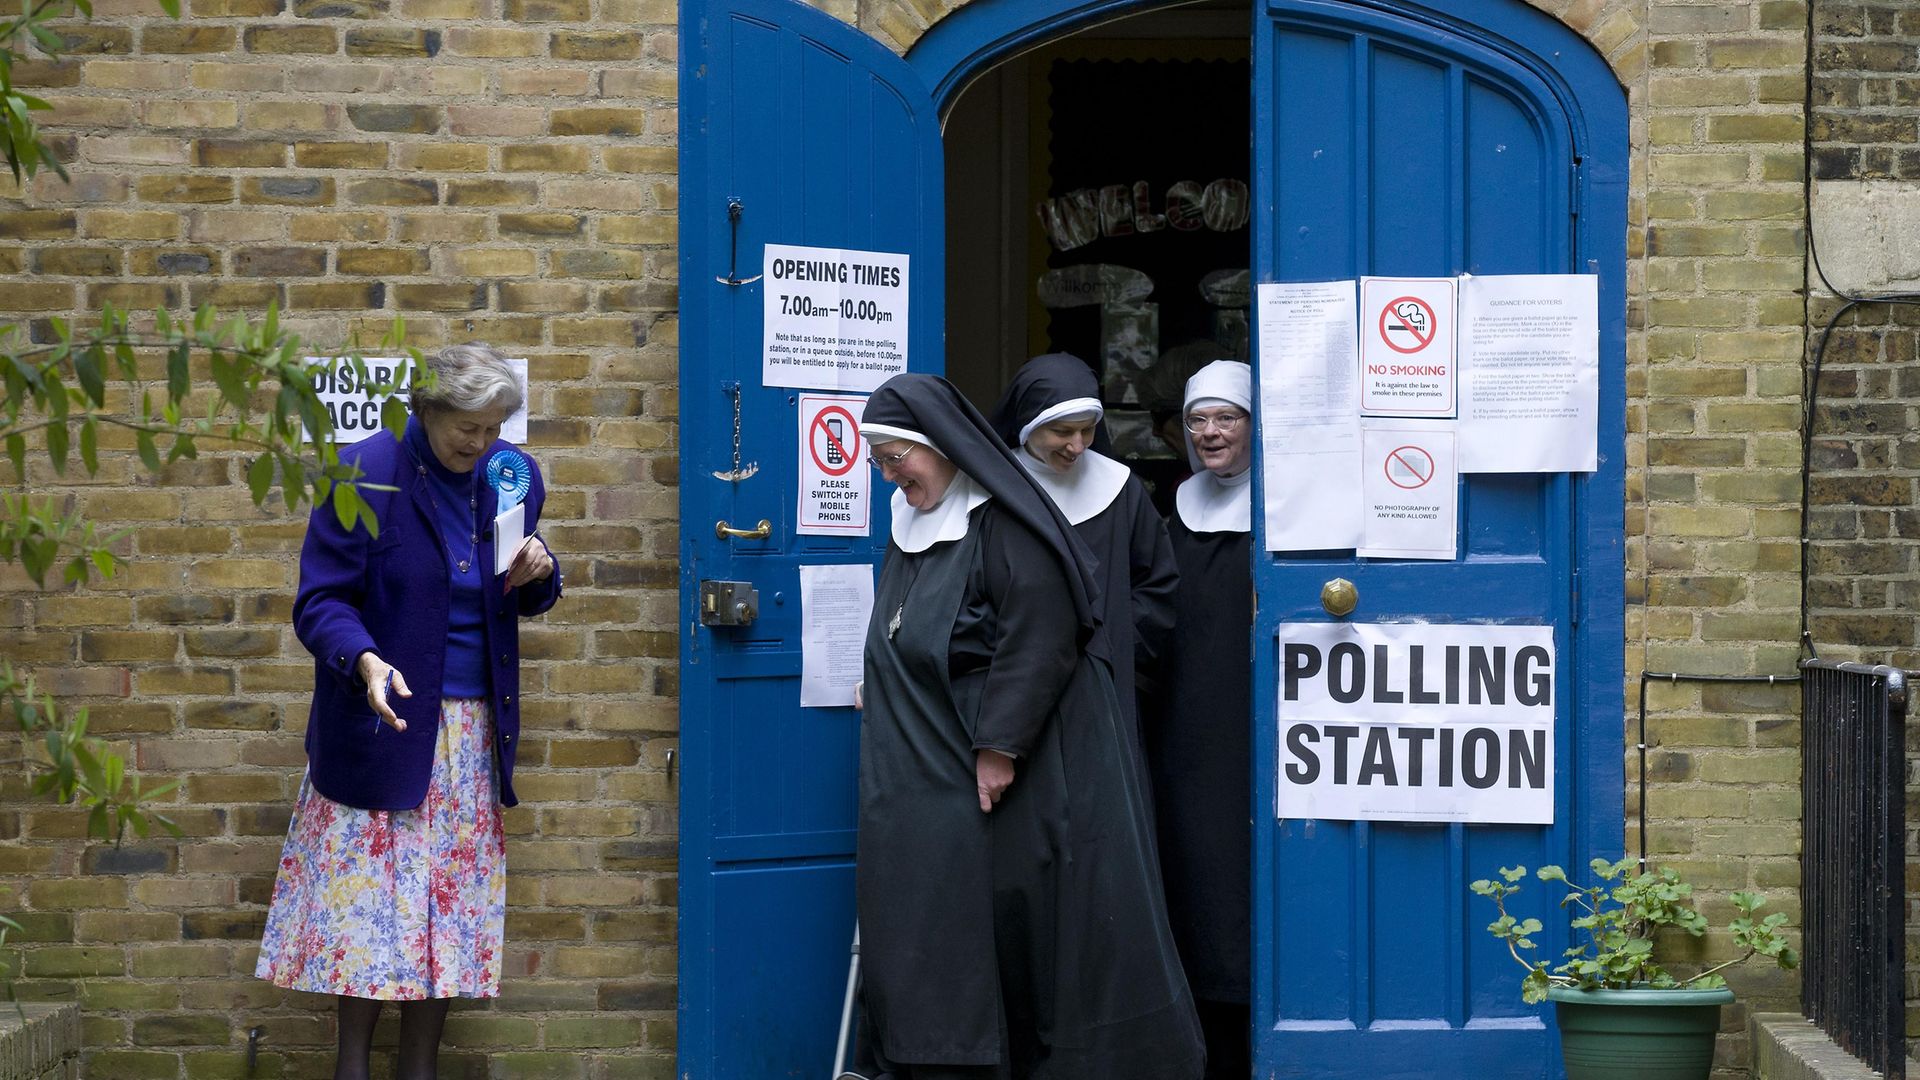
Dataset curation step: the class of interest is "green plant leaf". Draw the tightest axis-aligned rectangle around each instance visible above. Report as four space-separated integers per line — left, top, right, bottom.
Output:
45 421 67 475
246 453 273 505
73 343 105 406
167 340 190 403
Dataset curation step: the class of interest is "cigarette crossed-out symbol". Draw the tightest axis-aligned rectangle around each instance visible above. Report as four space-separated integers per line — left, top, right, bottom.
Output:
1379 295 1438 354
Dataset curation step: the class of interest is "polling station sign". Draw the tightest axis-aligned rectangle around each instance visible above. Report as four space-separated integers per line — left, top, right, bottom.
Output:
1276 622 1554 824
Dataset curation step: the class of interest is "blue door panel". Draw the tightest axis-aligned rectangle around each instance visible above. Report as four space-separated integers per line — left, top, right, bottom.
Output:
1366 47 1454 273
681 0 943 1074
712 860 857 1076
1272 27 1360 280
1464 78 1553 271
1370 824 1452 1020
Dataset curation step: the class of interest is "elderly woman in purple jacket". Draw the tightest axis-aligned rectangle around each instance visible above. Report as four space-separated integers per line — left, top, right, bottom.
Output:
256 343 562 1080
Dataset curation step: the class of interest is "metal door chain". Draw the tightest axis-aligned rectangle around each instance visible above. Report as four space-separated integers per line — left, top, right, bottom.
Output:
712 381 759 482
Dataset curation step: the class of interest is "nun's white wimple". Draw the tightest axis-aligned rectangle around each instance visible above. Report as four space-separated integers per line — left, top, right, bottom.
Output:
860 423 940 458
1017 397 1104 448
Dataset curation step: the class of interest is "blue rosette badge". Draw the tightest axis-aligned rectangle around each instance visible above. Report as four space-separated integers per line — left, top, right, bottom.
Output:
486 450 532 512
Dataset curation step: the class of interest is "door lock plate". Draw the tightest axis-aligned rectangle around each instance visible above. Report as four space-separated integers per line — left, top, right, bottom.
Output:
700 580 761 627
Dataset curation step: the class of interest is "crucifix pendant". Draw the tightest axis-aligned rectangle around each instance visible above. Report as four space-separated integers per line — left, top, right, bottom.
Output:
887 605 903 640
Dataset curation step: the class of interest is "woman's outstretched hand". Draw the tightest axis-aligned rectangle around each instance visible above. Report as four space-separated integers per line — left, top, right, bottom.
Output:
357 652 412 733
976 749 1016 812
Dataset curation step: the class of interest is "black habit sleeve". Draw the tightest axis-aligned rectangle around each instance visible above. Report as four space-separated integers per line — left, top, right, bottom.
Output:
1127 483 1179 693
965 506 1080 759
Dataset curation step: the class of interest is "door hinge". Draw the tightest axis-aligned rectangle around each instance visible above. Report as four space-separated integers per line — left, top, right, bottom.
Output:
1569 160 1583 219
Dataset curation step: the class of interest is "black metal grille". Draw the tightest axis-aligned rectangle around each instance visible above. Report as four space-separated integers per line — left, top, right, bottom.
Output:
1799 657 1907 1079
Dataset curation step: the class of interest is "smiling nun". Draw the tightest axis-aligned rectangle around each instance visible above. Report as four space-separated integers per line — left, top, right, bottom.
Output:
854 373 1201 1080
1151 358 1257 1079
988 353 1177 746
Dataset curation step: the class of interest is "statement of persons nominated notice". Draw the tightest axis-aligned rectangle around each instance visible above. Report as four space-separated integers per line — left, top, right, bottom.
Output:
1276 622 1554 824
763 243 910 394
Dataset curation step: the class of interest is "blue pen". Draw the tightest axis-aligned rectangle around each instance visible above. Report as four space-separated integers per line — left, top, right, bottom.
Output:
375 670 394 734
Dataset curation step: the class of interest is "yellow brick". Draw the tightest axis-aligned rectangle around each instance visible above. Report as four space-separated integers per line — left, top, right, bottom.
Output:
144 99 240 129
598 215 675 245
83 60 187 90
452 249 537 277
445 28 545 57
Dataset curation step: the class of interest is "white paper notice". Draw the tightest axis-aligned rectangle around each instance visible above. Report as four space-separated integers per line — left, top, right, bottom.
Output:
493 502 525 576
796 394 870 536
1458 274 1599 473
763 243 911 393
1359 276 1458 417
1256 281 1363 551
304 356 530 446
799 563 875 708
1276 621 1555 824
1359 422 1457 560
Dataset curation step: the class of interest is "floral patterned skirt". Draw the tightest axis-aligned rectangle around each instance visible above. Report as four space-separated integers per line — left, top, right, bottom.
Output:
255 697 506 1000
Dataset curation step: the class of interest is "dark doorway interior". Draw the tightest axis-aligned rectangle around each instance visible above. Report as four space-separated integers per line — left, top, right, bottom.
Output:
943 2 1251 512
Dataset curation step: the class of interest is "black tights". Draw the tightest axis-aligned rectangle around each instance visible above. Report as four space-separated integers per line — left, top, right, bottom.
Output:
335 996 452 1080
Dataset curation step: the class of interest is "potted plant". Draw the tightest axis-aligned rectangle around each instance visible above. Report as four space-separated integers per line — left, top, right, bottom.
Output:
1471 858 1798 1080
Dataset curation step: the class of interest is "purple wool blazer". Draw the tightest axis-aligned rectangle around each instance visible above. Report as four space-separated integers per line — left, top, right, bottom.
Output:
292 425 563 810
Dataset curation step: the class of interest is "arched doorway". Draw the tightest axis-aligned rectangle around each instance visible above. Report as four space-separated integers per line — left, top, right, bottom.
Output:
677 0 1625 1074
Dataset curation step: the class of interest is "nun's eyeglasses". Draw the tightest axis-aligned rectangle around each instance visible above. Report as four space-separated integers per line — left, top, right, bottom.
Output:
1184 411 1248 434
870 445 917 471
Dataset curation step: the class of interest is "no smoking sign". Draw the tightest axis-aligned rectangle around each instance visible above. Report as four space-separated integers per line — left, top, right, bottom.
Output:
1360 276 1457 417
797 394 871 536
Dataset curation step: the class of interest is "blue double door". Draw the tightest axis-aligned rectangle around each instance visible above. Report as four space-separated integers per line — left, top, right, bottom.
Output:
677 1 1625 1076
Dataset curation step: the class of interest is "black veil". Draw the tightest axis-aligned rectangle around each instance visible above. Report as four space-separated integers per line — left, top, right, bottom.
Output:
986 352 1114 455
865 372 1103 643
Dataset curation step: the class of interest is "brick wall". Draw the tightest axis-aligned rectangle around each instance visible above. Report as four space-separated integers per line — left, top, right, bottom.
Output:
1804 0 1920 658
3 0 683 1073
1800 0 1920 1050
0 0 1833 1074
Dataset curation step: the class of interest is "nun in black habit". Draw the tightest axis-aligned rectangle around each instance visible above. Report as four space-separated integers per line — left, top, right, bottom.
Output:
855 373 1203 1080
1151 359 1256 1080
987 353 1178 743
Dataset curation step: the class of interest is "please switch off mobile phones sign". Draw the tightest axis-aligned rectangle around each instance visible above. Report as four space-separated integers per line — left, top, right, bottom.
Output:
797 394 870 536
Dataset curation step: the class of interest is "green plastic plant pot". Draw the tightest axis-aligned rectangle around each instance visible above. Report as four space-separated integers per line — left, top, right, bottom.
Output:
1547 985 1733 1080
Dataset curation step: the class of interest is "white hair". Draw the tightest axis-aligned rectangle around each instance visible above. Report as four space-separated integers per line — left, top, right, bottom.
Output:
413 342 523 418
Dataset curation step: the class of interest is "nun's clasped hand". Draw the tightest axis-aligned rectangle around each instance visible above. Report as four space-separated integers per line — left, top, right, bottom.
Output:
976 749 1016 812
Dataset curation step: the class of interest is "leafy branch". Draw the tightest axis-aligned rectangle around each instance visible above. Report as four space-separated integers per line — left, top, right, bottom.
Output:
0 305 414 587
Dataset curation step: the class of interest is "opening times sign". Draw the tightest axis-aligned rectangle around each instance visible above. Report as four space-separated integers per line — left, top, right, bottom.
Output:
762 243 910 394
1276 622 1554 824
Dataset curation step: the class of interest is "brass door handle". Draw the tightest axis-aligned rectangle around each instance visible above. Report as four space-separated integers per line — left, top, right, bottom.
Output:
715 518 772 541
1321 577 1358 617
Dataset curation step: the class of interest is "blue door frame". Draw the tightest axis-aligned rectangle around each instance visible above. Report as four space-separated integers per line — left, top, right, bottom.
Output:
682 1 1626 1075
